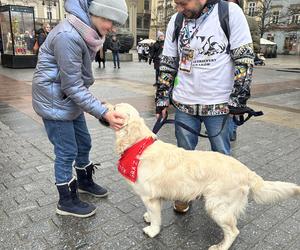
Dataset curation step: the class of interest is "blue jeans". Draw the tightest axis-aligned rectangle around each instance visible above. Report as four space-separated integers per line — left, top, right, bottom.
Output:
229 116 238 137
112 51 120 68
175 109 231 155
43 113 92 184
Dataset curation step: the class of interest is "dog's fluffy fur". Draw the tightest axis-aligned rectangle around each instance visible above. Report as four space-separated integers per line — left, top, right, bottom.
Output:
112 103 300 250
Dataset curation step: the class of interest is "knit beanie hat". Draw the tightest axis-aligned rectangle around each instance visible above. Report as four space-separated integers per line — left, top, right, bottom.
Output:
157 31 164 40
89 0 128 25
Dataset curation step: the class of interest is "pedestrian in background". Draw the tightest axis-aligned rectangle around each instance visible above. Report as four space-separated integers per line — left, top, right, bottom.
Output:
37 22 51 47
32 0 127 218
95 42 107 68
137 43 144 62
110 35 121 69
149 31 165 86
143 44 150 62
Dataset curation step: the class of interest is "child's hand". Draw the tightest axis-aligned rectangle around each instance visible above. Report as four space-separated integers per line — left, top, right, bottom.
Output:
103 111 125 130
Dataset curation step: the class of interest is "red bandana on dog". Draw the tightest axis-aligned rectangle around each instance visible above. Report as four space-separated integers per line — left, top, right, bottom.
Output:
118 137 156 182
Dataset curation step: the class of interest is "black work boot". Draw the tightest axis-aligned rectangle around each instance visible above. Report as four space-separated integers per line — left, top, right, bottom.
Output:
56 177 96 218
75 162 108 198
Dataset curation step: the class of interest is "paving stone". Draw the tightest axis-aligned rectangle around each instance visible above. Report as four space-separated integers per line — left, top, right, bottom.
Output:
278 217 300 238
101 216 135 236
263 229 295 248
228 238 250 250
4 175 33 189
251 240 282 250
23 179 53 192
37 193 58 207
6 200 38 216
1 214 31 232
0 183 7 193
116 201 137 214
27 204 57 222
21 237 50 250
238 223 267 244
251 212 283 231
11 167 38 178
156 224 191 248
278 197 300 211
287 236 300 250
291 209 300 222
132 239 166 250
99 233 137 250
17 219 57 241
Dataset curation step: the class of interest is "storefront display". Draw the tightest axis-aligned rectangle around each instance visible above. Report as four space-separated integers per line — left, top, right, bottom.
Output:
0 5 37 68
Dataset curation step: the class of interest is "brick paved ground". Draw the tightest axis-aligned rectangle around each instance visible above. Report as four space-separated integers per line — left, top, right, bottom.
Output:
0 56 300 249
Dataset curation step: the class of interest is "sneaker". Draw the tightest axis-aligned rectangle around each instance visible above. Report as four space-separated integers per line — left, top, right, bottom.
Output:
173 201 190 213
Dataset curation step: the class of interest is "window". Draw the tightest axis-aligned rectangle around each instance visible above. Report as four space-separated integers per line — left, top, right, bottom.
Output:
271 10 280 24
144 15 150 29
144 0 150 11
137 16 142 29
47 11 52 20
248 2 256 16
291 14 300 24
158 10 163 23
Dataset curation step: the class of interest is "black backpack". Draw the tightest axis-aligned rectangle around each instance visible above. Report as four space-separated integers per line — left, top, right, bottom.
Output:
172 0 231 53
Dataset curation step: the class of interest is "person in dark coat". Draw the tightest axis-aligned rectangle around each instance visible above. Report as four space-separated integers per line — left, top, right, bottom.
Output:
110 35 121 69
37 23 51 47
95 42 107 68
149 31 165 86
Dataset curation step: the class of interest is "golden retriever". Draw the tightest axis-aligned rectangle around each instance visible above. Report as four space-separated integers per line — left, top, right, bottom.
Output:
111 103 300 250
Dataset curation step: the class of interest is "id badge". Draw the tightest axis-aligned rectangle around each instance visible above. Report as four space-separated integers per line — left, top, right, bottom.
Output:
179 47 195 73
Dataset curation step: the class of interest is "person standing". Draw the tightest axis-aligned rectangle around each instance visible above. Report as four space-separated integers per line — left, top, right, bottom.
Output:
149 31 165 86
95 42 107 68
37 23 51 47
137 43 144 62
32 0 128 218
155 0 254 213
110 35 121 69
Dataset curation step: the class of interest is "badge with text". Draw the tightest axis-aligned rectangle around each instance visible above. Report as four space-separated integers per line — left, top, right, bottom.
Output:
179 47 195 73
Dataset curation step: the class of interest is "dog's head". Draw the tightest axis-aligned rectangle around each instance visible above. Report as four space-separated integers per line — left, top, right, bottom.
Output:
111 103 156 154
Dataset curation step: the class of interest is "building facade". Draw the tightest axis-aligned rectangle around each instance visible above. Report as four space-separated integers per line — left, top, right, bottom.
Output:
149 0 175 40
264 0 300 55
126 0 151 46
0 0 64 28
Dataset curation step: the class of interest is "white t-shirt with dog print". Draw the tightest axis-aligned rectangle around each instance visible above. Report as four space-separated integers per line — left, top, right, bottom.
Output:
163 3 252 105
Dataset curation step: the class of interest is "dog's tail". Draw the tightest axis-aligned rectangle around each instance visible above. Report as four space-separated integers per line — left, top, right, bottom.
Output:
249 171 300 204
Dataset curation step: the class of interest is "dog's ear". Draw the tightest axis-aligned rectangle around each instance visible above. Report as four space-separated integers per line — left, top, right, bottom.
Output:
116 116 155 154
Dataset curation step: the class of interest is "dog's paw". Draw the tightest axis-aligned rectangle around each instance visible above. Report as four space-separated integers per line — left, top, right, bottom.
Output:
143 225 160 238
143 212 151 223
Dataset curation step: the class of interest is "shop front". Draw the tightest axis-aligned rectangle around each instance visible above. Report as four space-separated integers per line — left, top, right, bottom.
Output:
0 5 37 68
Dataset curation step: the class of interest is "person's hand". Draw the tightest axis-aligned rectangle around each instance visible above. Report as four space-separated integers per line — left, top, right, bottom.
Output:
155 107 168 120
102 111 125 130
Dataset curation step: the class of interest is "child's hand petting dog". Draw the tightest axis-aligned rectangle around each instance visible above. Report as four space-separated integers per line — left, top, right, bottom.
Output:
99 102 125 130
102 111 125 130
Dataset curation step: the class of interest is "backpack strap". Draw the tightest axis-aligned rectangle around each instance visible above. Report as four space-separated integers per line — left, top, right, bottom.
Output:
172 12 184 43
218 0 231 53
